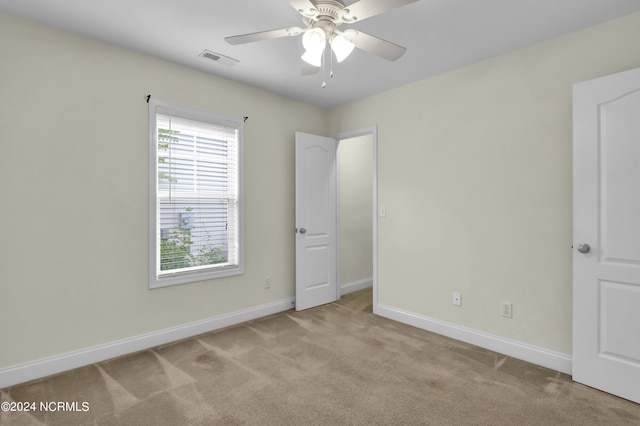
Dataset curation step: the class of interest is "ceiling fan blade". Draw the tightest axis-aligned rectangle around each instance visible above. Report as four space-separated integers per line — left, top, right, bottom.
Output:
301 62 320 76
289 0 318 18
348 30 407 61
341 0 418 23
225 27 302 45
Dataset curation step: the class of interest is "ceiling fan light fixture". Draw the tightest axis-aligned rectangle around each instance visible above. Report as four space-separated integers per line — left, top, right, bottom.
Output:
302 27 326 52
301 47 324 67
330 33 355 62
301 27 327 67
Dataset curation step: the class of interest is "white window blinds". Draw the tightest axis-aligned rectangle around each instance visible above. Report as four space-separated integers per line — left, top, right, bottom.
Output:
149 100 243 288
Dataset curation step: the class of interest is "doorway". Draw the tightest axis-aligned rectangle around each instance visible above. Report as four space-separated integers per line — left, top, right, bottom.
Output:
336 127 378 305
294 127 378 311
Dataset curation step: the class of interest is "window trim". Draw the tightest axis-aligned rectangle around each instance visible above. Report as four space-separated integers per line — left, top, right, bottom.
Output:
148 98 244 288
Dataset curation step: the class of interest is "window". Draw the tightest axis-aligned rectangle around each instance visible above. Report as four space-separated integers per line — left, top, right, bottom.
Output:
149 99 243 288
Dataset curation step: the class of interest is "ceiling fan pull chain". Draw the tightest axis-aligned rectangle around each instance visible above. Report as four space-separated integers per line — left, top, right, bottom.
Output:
330 47 334 79
321 47 327 88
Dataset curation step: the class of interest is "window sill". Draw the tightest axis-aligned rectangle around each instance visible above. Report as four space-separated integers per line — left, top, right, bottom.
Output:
149 264 244 289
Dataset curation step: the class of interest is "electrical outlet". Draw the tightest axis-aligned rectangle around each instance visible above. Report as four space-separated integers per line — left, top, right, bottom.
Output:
502 302 513 318
453 292 462 306
265 277 272 289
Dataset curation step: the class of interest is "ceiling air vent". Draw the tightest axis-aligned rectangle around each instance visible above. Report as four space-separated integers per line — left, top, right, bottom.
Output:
199 50 239 67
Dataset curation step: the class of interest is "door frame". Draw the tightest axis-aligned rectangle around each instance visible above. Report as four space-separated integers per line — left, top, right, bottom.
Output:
335 126 379 307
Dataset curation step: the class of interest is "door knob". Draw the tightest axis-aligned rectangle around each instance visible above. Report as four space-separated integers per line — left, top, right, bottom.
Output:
577 243 591 254
299 228 307 234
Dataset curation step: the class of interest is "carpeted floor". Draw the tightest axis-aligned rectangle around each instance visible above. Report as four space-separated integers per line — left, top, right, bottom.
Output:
1 288 639 425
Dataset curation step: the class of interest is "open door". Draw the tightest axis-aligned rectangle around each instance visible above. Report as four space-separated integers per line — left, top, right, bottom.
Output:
295 132 338 311
573 67 640 404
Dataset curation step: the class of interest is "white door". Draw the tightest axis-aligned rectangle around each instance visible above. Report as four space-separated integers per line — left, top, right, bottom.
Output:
573 67 640 404
295 132 338 311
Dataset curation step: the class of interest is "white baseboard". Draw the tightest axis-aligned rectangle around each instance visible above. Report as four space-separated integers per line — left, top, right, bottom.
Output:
0 298 295 389
341 278 373 295
374 303 572 375
1 297 571 389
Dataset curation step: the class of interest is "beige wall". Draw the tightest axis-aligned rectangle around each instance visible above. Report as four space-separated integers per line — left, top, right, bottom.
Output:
338 135 373 286
329 12 640 354
0 13 327 368
2 9 640 371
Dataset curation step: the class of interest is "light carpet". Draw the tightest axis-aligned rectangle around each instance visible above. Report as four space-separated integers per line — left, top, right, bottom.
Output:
1 288 639 425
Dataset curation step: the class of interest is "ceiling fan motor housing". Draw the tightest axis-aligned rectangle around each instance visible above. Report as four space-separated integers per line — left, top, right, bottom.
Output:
304 0 355 29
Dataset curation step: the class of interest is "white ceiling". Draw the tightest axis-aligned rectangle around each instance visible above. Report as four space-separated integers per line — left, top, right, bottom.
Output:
2 0 640 108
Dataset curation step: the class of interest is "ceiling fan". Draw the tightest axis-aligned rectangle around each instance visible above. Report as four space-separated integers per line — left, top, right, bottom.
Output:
225 0 418 69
